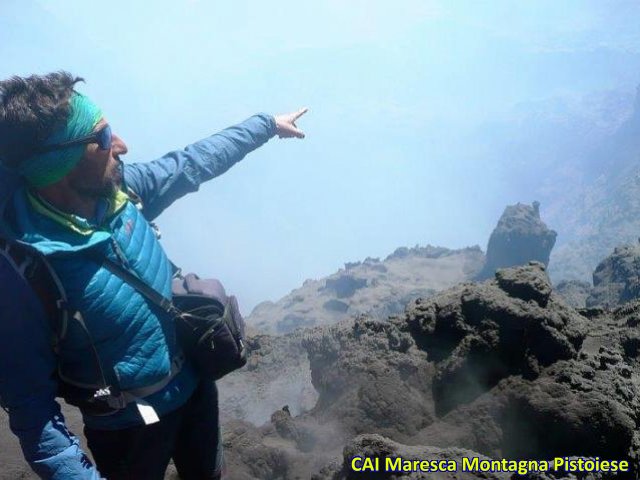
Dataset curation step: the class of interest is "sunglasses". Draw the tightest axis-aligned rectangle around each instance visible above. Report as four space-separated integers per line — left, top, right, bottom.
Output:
35 124 112 154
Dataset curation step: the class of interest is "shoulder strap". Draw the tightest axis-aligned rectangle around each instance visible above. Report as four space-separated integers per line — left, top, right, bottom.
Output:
88 250 178 316
0 239 182 408
0 239 112 392
0 238 68 340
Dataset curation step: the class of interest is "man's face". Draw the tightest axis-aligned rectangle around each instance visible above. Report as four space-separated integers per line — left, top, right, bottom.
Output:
66 118 128 199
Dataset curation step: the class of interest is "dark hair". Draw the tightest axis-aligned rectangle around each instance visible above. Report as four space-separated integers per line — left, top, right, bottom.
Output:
0 71 84 169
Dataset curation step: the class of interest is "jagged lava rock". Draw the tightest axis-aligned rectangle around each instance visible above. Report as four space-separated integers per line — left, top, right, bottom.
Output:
221 262 640 479
314 434 512 480
587 241 640 308
303 263 586 439
476 202 557 280
407 262 585 415
217 330 318 425
555 279 593 309
249 245 484 334
303 315 435 442
495 261 553 306
223 413 343 480
415 348 638 467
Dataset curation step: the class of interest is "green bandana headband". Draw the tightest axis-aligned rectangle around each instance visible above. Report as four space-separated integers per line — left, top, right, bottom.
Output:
19 92 103 187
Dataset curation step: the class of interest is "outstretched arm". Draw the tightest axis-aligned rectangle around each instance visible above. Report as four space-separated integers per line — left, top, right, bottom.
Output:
0 255 101 479
123 109 308 221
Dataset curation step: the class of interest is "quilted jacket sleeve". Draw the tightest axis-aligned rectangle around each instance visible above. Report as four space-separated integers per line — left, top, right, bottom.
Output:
123 113 276 221
0 253 101 479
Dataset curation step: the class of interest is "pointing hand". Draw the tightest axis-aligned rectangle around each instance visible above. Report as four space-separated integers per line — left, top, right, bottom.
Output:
274 108 308 139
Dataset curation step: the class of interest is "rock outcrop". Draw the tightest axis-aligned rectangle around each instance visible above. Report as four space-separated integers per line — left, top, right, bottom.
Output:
249 245 484 334
315 434 512 480
218 330 318 425
555 279 592 308
476 202 557 280
220 262 639 479
220 245 484 426
587 241 640 308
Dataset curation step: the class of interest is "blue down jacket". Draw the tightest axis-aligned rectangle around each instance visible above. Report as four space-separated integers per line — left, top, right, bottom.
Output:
0 114 276 479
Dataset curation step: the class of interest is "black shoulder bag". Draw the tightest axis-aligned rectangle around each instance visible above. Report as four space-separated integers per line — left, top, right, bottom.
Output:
97 256 247 381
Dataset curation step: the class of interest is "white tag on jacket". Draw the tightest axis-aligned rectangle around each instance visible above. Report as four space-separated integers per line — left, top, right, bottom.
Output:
135 399 160 425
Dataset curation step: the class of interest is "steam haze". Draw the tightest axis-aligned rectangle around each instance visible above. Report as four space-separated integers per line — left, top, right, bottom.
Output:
2 0 640 312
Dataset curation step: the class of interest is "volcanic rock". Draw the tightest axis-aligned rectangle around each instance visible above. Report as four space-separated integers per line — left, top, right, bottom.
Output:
323 275 368 298
314 434 512 480
303 263 586 436
4 261 638 480
408 262 585 415
223 414 342 480
217 330 318 425
249 245 484 334
212 216 640 479
303 315 434 442
476 202 557 280
587 242 640 308
220 262 637 479
555 279 592 309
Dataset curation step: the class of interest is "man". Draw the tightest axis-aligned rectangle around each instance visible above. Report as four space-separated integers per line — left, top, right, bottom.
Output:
0 71 307 479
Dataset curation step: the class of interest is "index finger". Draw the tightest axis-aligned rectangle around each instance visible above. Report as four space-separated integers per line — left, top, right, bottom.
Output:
293 107 309 120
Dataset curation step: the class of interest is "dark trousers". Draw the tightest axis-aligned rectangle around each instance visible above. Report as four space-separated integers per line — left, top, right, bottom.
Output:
84 381 224 480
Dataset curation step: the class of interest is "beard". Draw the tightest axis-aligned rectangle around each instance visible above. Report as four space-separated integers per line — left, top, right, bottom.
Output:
69 158 123 199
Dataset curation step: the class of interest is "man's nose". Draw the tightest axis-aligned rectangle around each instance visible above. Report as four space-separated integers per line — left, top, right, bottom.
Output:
111 133 128 155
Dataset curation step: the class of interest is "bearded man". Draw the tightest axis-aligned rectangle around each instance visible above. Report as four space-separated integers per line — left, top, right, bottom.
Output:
0 71 307 479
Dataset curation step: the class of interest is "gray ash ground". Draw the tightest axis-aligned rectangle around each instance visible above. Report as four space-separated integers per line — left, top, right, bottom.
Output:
218 262 640 479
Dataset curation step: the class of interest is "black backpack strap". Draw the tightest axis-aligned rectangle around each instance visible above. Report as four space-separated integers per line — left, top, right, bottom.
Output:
0 239 182 415
0 238 67 339
87 250 178 316
0 239 111 393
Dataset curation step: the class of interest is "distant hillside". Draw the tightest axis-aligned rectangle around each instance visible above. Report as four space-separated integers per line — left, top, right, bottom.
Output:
467 85 640 284
547 86 640 283
247 245 484 334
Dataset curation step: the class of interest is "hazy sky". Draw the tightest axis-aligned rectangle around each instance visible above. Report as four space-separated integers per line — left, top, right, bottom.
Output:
2 1 640 312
